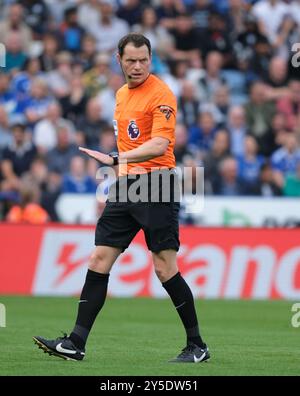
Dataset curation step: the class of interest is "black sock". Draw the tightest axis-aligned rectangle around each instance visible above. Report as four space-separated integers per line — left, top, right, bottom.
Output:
69 269 109 349
162 272 205 348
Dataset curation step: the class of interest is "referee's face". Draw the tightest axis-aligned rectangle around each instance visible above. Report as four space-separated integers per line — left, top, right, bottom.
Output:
119 43 151 88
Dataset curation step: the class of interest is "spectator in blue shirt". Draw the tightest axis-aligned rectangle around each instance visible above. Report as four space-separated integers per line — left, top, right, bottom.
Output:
212 156 248 196
189 110 218 153
271 133 300 176
46 125 77 174
237 135 265 186
62 155 97 193
227 105 248 158
60 6 86 53
0 73 19 119
11 58 44 101
24 78 53 128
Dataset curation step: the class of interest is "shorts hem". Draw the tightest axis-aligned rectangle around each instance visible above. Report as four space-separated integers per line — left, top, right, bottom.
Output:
149 244 180 253
95 241 127 252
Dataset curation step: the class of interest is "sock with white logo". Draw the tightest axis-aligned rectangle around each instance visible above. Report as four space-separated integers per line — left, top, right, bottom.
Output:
69 269 109 349
162 272 205 348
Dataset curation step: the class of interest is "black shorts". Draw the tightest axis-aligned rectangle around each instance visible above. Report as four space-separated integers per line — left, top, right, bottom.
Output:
95 170 180 253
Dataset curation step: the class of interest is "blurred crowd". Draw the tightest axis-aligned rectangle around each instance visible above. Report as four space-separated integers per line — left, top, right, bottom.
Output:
1 0 300 224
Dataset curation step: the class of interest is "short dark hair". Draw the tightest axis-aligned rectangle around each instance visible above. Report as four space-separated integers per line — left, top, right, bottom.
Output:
118 33 151 58
11 123 26 132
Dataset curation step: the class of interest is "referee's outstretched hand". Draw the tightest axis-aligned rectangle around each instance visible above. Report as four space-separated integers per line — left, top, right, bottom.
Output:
79 147 114 166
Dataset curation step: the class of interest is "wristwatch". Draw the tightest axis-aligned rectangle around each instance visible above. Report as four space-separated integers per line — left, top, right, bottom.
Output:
108 151 119 165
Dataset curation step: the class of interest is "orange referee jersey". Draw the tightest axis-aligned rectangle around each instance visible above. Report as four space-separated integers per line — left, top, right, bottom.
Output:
113 74 177 175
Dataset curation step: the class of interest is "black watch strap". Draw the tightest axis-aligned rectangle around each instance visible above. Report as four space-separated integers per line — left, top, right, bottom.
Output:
109 152 119 165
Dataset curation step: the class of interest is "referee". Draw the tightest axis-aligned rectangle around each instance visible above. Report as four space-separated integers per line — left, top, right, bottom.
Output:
33 33 210 363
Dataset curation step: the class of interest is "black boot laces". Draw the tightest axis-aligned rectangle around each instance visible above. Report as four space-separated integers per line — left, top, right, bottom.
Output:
56 332 68 342
178 344 195 358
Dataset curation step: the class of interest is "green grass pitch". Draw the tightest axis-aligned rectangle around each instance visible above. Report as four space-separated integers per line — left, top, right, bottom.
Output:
0 296 299 376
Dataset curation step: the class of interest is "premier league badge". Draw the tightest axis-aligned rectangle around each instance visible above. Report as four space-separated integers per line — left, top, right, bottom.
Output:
127 120 140 140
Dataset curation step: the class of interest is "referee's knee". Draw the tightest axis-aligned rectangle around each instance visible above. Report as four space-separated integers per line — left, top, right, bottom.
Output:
154 267 165 282
89 250 109 273
154 265 177 283
153 250 178 283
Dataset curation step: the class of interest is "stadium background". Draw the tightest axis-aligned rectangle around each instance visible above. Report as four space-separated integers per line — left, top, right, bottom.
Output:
1 0 300 376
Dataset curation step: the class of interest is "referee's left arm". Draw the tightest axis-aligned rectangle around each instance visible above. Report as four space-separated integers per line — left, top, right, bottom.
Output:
79 136 169 166
118 136 169 163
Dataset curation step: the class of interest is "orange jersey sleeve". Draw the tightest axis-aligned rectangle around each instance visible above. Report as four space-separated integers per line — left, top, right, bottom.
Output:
149 90 177 143
114 74 177 175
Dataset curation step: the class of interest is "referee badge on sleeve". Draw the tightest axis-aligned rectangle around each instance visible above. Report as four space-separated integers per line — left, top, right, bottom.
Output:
159 105 172 120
